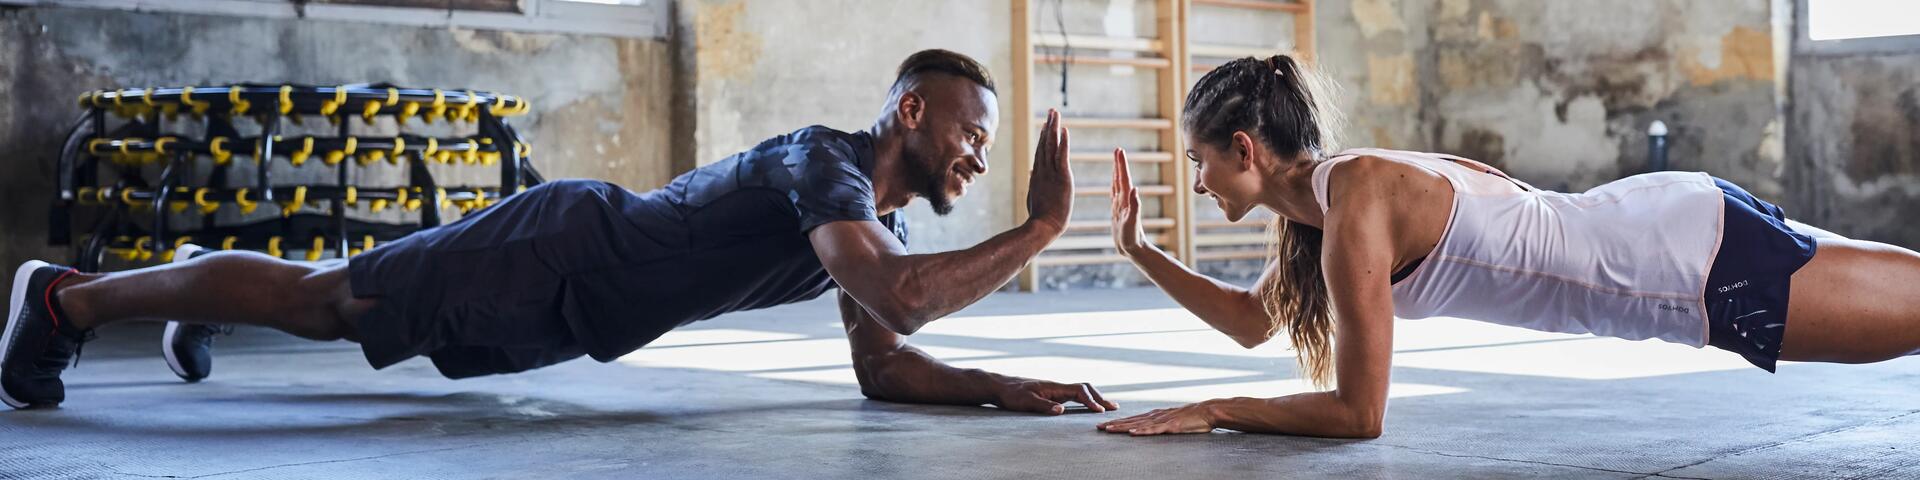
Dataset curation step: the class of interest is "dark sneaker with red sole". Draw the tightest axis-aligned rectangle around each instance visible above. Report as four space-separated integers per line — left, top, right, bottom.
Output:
3 260 90 409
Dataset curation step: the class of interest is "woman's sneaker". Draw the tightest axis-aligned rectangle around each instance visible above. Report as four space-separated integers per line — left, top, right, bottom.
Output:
2 261 90 409
162 244 230 383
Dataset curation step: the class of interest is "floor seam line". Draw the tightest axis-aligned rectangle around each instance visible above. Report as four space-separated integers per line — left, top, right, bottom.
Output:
1373 442 1688 477
1644 409 1920 478
182 436 543 478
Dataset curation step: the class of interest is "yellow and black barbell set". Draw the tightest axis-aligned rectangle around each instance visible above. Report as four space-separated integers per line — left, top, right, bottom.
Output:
51 84 545 271
84 135 528 168
72 185 513 216
78 85 530 124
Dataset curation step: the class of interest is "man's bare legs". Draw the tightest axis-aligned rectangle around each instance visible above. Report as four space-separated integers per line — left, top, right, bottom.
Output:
56 251 374 342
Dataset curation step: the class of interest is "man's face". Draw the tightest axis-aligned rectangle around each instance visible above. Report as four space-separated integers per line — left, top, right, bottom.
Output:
899 78 998 216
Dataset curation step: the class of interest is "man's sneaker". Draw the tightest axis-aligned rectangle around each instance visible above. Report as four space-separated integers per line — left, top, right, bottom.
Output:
162 244 230 383
3 261 89 409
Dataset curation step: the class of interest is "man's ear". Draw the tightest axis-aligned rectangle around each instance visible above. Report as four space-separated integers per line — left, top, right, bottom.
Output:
896 92 926 130
1231 130 1257 171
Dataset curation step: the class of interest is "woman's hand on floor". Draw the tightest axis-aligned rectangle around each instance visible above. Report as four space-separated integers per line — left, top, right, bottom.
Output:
1096 401 1217 436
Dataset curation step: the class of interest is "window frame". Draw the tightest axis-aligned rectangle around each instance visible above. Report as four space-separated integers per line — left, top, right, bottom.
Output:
0 0 670 39
1795 0 1920 56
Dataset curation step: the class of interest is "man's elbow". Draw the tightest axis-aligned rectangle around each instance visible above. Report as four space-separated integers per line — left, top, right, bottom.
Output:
872 310 931 336
853 351 904 401
869 292 933 335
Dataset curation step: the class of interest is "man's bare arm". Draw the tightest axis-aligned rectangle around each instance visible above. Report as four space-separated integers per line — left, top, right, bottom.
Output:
839 291 1116 414
811 110 1072 334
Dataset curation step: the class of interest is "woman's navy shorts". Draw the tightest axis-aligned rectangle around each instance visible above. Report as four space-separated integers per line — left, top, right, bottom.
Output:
1703 177 1818 372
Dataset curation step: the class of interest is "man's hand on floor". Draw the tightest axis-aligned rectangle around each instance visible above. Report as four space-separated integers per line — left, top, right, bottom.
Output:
990 378 1119 415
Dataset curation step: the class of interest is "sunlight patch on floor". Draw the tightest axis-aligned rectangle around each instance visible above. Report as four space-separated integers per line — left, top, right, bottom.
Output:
618 336 1004 372
754 356 1260 388
643 328 809 348
914 308 1205 339
1108 380 1467 403
1392 332 1753 380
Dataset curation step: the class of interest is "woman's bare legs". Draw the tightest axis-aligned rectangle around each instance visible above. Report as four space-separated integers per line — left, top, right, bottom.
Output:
1780 232 1920 363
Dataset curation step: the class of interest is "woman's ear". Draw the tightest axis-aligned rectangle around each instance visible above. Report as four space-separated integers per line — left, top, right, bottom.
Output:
1231 131 1258 172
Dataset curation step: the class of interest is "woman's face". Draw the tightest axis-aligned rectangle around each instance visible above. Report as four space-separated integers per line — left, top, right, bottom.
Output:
1185 132 1266 222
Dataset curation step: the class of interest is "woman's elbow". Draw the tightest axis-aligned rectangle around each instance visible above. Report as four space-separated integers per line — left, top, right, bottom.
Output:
1346 419 1384 439
1230 331 1275 350
1342 404 1386 439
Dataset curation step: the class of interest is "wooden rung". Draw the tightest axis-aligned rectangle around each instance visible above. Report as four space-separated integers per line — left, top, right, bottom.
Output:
1194 249 1269 261
1191 50 1301 72
1069 151 1175 163
1034 34 1165 53
1047 233 1169 250
1047 236 1119 251
1050 117 1175 130
1035 253 1131 266
1191 44 1283 59
1075 185 1175 196
1192 0 1308 13
1194 232 1269 246
1066 218 1176 231
1035 54 1171 68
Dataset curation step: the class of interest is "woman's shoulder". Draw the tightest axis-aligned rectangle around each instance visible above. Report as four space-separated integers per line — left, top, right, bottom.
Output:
1322 149 1449 189
1318 153 1446 215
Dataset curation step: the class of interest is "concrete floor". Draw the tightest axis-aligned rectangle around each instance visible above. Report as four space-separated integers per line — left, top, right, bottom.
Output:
2 287 1917 479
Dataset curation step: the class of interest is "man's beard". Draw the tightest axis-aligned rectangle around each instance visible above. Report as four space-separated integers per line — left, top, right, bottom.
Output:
901 150 956 216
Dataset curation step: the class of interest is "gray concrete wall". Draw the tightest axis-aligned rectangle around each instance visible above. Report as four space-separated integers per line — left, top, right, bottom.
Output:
1320 0 1783 195
9 0 1910 296
1785 48 1920 245
676 0 1791 289
0 6 673 281
1049 0 1786 288
674 0 1014 256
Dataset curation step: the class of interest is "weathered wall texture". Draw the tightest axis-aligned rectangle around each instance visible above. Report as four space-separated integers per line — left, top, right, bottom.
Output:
675 0 1013 255
1785 49 1920 245
673 0 1792 289
1320 0 1783 195
6 0 1910 296
0 7 673 284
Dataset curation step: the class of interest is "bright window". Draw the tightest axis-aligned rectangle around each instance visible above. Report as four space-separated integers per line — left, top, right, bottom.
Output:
1808 0 1920 40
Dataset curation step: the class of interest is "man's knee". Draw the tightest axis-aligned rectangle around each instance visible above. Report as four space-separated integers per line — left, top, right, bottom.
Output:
279 264 359 341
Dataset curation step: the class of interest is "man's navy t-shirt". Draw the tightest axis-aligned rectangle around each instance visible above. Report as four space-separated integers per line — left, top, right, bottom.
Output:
559 126 907 360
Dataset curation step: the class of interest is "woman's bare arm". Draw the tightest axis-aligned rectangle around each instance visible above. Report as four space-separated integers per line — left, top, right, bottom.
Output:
1098 157 1403 438
1110 149 1279 347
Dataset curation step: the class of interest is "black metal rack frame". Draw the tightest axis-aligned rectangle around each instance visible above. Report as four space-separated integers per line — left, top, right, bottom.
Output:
51 83 547 272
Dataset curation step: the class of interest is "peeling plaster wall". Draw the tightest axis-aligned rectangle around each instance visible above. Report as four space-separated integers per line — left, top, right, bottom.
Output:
675 0 1012 255
1786 48 1920 245
677 0 1789 289
0 7 673 279
1321 0 1782 196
